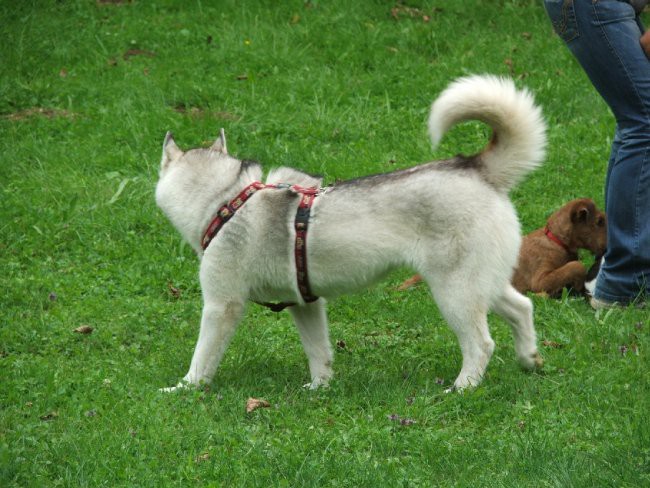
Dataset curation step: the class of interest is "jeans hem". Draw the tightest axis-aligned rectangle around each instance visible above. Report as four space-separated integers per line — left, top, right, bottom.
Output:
593 289 646 304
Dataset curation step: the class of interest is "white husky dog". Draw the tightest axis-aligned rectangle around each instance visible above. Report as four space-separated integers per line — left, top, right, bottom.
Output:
156 75 546 392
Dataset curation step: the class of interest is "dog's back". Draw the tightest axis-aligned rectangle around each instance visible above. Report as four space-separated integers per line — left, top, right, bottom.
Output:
306 76 547 299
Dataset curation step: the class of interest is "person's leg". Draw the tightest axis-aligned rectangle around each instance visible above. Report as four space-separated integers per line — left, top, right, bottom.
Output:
544 0 650 302
605 129 622 208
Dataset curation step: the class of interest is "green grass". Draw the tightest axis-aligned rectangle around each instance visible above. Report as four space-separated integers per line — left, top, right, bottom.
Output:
1 0 648 486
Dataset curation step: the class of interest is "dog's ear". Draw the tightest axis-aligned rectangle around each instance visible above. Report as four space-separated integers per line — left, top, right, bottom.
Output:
571 204 591 224
210 128 228 154
161 131 183 168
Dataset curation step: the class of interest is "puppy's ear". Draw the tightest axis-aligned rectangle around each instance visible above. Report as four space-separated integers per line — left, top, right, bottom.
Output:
161 131 183 169
571 204 591 224
210 128 228 154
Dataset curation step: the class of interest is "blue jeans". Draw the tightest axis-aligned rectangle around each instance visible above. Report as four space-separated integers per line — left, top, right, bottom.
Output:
544 0 650 302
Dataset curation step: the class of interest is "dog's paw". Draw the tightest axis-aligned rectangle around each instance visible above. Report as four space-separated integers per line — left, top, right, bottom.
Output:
519 351 544 371
303 376 330 390
444 385 460 394
159 380 195 393
532 352 544 369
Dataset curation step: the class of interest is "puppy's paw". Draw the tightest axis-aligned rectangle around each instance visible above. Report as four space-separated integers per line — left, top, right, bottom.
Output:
584 277 596 296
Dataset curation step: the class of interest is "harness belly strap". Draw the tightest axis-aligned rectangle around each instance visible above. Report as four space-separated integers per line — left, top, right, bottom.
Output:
294 189 319 303
201 181 319 309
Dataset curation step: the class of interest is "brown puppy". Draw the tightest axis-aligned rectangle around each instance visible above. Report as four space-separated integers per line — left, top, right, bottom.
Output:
399 199 607 297
512 198 606 296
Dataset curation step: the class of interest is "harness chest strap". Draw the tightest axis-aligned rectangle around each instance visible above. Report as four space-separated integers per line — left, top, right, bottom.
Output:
201 181 267 250
201 181 319 309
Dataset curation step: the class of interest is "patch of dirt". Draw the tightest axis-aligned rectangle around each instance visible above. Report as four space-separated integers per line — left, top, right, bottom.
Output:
172 104 241 121
123 49 156 61
2 108 77 121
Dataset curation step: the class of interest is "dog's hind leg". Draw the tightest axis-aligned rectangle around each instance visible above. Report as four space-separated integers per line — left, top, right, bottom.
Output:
491 284 543 370
162 300 245 392
428 280 495 391
289 298 333 389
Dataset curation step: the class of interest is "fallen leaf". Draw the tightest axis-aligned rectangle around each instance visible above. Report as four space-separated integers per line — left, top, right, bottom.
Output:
246 397 270 413
168 282 181 298
85 409 98 417
236 74 249 81
542 340 563 349
336 339 346 350
123 49 156 61
40 411 59 421
59 68 68 77
387 413 417 426
74 325 94 334
195 452 210 463
522 32 532 40
390 4 434 21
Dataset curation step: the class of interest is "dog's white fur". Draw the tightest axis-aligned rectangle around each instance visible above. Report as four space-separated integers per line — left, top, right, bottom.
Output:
155 75 546 392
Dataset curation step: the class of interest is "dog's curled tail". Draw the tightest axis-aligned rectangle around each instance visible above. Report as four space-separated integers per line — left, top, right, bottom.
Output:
428 75 547 192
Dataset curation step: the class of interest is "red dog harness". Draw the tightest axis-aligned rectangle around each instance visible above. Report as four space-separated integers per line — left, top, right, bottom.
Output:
201 181 320 310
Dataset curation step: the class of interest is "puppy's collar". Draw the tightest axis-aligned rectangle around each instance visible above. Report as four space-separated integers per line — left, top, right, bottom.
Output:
544 226 570 252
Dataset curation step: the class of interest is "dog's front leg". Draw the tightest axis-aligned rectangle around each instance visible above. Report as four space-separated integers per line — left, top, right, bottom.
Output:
162 300 244 392
288 299 333 389
532 261 587 295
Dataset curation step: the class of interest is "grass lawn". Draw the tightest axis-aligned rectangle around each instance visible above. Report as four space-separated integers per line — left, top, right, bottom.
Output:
1 0 648 486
